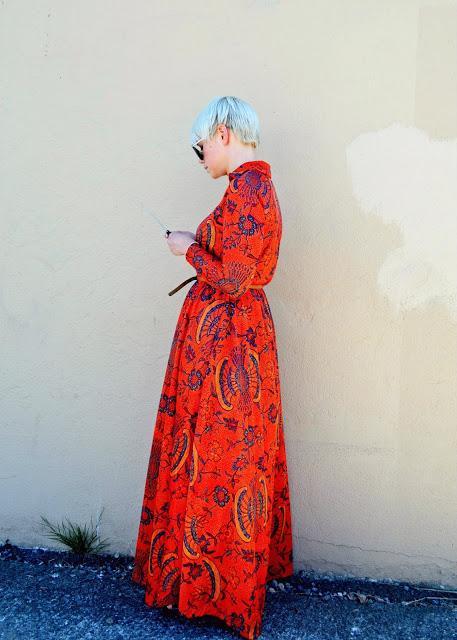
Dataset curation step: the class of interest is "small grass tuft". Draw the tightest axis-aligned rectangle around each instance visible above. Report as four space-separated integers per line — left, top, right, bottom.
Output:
39 507 110 556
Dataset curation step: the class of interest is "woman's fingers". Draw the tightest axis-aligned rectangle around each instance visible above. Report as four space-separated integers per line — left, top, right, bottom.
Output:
165 231 196 255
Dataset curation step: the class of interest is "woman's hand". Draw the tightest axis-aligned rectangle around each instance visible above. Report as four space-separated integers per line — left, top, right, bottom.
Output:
166 231 197 256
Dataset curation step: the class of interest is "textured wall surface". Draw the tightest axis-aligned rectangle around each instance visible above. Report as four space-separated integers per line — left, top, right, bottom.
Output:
1 0 456 587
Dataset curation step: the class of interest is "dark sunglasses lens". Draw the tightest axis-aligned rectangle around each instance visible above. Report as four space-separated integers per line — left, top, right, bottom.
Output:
193 145 203 160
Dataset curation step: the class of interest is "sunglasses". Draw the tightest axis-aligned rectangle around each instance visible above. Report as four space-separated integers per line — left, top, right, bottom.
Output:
192 141 204 161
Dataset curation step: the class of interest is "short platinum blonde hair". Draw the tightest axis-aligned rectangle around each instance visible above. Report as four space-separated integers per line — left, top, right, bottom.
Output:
190 96 260 148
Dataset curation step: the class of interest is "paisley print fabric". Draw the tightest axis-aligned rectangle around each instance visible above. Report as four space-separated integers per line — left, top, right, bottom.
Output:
131 160 294 639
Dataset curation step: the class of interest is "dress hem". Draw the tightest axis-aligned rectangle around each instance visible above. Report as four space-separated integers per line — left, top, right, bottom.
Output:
131 564 295 640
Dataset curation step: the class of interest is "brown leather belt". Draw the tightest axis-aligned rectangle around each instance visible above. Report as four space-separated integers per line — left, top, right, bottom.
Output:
168 276 264 296
168 275 198 296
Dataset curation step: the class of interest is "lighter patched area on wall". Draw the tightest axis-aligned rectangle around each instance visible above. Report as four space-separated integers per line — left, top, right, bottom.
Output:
346 123 457 321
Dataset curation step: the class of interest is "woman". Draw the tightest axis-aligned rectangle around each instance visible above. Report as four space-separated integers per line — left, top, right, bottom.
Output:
131 96 294 640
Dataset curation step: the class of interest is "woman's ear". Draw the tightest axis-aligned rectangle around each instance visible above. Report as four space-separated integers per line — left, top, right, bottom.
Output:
219 124 230 145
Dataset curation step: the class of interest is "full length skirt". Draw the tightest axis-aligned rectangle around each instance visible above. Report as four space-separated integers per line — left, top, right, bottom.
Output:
131 280 293 639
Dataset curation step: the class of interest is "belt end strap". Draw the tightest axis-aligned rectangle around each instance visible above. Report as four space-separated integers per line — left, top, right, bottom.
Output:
168 275 198 296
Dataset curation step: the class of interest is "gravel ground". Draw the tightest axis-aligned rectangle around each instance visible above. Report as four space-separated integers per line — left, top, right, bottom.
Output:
1 541 457 639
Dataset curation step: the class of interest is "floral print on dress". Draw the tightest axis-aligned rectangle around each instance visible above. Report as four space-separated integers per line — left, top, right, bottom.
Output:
131 160 293 640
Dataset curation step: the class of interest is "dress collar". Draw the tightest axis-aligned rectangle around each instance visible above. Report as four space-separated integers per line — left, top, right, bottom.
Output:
228 160 271 180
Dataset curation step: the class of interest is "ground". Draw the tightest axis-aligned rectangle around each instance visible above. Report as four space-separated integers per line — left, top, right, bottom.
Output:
1 542 456 639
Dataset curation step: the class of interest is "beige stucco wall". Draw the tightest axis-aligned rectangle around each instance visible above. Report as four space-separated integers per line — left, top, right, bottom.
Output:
1 1 457 587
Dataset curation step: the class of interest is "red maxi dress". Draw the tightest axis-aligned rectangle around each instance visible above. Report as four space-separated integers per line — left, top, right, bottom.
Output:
131 160 294 639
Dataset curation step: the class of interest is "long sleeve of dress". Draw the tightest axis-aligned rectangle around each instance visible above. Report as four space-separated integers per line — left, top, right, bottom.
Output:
185 173 267 299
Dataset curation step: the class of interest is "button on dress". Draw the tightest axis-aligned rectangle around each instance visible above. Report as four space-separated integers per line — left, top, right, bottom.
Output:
131 160 294 640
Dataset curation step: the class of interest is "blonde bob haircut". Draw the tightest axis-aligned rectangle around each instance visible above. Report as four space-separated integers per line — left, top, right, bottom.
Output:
190 96 260 149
